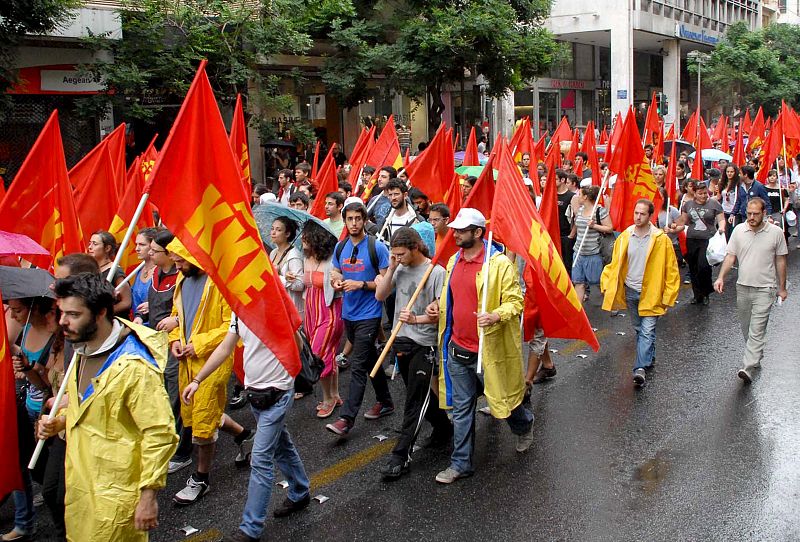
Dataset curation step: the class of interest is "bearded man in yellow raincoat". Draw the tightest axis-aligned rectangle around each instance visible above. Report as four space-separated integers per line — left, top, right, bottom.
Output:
39 272 177 541
426 208 534 485
166 239 252 506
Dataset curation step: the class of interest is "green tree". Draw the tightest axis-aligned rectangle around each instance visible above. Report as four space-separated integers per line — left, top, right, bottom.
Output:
695 21 800 117
317 0 562 136
79 0 314 143
0 0 78 114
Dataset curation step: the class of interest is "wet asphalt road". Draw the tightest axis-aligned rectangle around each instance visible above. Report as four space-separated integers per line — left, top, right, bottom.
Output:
4 249 800 541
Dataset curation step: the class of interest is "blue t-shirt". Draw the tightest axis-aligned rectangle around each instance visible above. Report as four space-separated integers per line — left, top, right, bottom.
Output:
333 236 389 321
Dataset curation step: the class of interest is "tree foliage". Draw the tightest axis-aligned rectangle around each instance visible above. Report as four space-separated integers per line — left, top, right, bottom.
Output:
696 21 800 116
79 0 314 143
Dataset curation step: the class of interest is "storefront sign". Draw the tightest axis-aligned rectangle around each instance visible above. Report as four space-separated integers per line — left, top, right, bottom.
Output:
676 24 719 45
40 70 104 93
550 79 587 89
617 90 628 100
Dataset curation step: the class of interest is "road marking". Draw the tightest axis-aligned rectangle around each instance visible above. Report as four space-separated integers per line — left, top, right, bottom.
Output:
310 438 397 489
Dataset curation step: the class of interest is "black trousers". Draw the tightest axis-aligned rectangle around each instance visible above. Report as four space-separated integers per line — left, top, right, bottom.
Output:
42 437 66 539
340 318 393 422
391 339 452 461
560 236 575 276
685 237 712 300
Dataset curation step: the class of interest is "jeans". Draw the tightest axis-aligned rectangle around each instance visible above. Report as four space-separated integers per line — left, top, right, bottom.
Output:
12 470 34 534
390 340 452 462
447 342 533 474
624 286 659 371
340 318 393 422
240 390 310 539
736 285 776 371
685 237 713 300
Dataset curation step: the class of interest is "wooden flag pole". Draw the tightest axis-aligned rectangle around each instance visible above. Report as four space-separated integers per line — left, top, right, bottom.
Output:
476 231 493 374
572 169 610 267
369 262 436 378
30 195 150 470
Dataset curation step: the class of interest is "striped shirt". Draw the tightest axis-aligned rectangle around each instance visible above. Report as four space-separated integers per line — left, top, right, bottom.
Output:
574 206 608 256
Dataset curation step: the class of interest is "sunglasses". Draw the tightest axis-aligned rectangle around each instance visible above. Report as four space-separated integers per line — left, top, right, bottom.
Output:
350 244 359 265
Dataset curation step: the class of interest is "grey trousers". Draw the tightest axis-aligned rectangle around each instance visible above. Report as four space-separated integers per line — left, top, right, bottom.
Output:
736 284 777 371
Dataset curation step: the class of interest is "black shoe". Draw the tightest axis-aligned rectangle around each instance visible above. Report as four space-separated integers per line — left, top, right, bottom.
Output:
532 365 557 384
702 296 710 306
420 428 453 449
689 297 700 304
633 368 646 386
225 530 259 542
380 457 409 480
273 494 311 518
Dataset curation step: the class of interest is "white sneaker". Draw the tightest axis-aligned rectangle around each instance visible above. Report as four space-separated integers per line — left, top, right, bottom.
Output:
173 475 210 505
168 457 192 474
515 424 534 453
435 467 471 484
737 368 752 384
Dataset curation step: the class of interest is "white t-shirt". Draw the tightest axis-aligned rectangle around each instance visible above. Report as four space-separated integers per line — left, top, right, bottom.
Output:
386 207 418 239
230 312 294 390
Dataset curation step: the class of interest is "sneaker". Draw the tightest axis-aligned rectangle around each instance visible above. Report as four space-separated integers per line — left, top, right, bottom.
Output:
380 457 409 480
173 474 210 505
316 400 337 419
326 417 353 436
478 406 491 416
435 466 472 484
224 530 259 542
702 296 710 306
683 278 691 285
1 528 30 541
737 368 753 384
336 353 350 370
515 423 535 453
633 368 646 386
273 494 310 518
364 402 395 420
532 365 557 384
168 456 192 474
229 386 247 409
234 431 255 467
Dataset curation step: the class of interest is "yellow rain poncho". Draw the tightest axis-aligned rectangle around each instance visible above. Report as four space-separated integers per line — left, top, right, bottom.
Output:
167 239 232 439
64 320 177 542
437 241 526 418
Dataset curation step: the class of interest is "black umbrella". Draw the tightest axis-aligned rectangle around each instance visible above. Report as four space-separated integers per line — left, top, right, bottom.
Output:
663 139 696 157
262 139 296 149
0 266 56 300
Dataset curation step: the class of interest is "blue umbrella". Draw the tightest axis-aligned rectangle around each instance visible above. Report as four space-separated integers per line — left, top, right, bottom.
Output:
253 202 336 251
689 149 732 162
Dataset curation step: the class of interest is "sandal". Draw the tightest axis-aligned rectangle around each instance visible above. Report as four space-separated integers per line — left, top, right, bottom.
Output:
532 365 557 384
317 400 337 419
294 391 309 400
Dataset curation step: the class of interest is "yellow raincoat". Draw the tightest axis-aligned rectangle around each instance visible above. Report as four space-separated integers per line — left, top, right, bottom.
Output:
438 241 526 418
64 320 177 542
600 225 680 316
168 267 232 439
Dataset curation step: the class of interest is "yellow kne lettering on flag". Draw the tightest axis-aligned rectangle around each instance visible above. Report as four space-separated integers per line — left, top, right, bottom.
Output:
185 184 274 305
528 220 582 311
240 144 250 179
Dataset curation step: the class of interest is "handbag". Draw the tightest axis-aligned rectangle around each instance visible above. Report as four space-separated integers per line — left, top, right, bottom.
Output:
595 208 615 265
294 329 325 394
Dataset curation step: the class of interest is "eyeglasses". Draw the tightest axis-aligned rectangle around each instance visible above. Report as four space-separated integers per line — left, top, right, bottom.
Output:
350 244 359 265
453 227 477 234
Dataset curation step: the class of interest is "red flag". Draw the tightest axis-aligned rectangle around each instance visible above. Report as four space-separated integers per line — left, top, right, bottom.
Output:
0 291 22 500
74 144 120 240
607 110 662 230
346 127 375 187
0 111 84 269
491 138 599 350
712 115 728 145
642 93 660 148
582 121 602 186
567 129 580 165
732 124 745 167
146 61 302 376
599 125 609 145
681 110 698 144
607 111 625 164
538 146 562 256
463 126 480 166
403 146 410 168
404 124 452 203
0 178 5 204
742 109 752 135
452 131 460 153
747 107 766 154
308 147 337 219
364 115 403 170
310 140 321 179
70 123 127 199
552 116 572 145
433 151 495 266
665 135 679 204
510 117 532 161
665 124 675 142
229 94 252 198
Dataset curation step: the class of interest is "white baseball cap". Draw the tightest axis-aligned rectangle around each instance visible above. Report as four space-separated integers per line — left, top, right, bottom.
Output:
579 178 592 188
343 196 365 209
448 208 487 229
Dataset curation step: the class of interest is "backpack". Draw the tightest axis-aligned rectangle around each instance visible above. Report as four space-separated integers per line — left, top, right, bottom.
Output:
335 235 380 273
595 207 615 265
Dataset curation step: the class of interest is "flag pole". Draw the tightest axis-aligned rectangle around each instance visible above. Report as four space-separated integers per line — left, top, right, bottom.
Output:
476 231 493 374
115 261 146 293
781 134 789 230
369 262 437 378
30 194 150 469
572 169 610 267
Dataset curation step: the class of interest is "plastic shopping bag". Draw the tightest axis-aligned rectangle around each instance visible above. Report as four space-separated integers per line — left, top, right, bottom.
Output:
706 231 727 266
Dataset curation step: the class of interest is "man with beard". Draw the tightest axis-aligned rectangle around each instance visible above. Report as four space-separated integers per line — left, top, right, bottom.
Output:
37 272 177 541
166 240 253 505
379 179 422 244
425 208 534 484
366 166 396 229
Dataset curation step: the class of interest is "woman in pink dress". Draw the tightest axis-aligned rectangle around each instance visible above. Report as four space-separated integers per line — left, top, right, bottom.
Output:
300 221 344 418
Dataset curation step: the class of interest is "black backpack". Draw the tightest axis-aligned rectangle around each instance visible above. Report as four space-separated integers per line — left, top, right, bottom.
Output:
334 235 380 274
